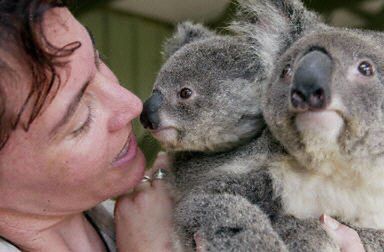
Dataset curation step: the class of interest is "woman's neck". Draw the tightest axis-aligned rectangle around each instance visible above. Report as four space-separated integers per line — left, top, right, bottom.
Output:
0 211 106 252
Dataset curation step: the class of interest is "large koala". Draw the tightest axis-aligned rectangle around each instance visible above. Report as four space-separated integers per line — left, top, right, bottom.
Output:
261 23 384 251
237 1 384 251
142 0 384 251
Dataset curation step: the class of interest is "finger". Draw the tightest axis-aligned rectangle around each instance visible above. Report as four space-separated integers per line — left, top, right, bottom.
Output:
148 151 174 188
320 215 365 252
114 194 134 217
152 168 170 187
134 175 153 192
151 151 171 172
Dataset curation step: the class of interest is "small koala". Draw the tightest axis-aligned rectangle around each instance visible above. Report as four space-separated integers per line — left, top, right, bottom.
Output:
140 20 289 251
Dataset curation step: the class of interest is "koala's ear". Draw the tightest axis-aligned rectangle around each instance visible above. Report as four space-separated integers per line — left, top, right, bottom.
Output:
162 22 216 59
230 0 322 57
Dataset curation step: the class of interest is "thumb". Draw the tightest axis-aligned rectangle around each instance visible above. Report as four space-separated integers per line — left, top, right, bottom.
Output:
320 214 365 252
152 151 171 171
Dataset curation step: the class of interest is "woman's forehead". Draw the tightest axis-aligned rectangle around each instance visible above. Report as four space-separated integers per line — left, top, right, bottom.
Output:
42 8 88 49
41 7 96 89
0 7 95 142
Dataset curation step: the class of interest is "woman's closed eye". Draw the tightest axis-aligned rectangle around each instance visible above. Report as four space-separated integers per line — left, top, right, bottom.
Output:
71 103 95 137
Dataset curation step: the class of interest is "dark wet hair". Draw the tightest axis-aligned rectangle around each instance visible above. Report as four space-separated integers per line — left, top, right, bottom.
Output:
0 0 80 150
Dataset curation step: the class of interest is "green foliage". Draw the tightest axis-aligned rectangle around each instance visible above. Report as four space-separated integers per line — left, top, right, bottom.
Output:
68 0 110 15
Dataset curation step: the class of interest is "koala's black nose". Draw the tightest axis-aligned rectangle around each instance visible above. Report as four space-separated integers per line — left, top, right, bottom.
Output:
290 49 332 111
140 90 164 130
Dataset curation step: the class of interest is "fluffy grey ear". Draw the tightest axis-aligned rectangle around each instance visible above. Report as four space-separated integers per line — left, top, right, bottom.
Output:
230 0 322 61
162 21 216 59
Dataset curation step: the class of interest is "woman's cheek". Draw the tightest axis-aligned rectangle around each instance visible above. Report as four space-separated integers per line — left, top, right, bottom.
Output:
57 139 109 178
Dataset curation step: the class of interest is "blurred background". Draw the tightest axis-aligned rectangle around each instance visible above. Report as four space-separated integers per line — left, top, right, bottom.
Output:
71 0 384 165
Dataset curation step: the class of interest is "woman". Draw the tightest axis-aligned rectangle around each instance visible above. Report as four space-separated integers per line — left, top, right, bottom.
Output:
0 0 365 251
0 1 174 251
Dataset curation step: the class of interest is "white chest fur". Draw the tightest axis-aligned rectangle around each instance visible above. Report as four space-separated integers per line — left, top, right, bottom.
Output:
269 158 384 229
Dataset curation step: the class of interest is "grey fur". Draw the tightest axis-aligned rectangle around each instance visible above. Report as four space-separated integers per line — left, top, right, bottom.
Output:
143 0 384 251
162 22 216 60
237 1 384 250
145 20 287 251
144 0 328 251
261 27 384 251
232 0 384 251
151 25 266 153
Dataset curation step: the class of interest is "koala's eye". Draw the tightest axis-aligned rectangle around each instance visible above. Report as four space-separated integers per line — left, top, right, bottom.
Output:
358 61 374 77
179 88 193 99
281 64 293 81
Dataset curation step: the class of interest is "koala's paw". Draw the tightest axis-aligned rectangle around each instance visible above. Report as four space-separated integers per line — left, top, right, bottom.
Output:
272 215 339 252
175 193 288 251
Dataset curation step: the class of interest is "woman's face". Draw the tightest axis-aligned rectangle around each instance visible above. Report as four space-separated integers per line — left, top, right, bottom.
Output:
0 8 146 216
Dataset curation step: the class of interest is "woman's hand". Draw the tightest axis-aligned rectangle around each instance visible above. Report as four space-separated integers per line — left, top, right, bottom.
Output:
115 152 176 252
320 214 365 252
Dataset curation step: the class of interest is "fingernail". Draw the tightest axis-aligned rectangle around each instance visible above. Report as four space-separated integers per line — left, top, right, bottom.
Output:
320 214 340 230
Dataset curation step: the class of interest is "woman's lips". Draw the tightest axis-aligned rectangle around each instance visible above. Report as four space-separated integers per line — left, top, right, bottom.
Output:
112 134 138 168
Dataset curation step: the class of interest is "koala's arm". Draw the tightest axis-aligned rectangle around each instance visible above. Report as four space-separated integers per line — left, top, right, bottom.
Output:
272 215 339 252
175 192 288 252
352 227 384 252
187 167 343 252
194 166 282 216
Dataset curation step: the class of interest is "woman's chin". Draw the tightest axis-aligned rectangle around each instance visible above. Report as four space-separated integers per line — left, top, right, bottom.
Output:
108 149 147 198
123 149 146 187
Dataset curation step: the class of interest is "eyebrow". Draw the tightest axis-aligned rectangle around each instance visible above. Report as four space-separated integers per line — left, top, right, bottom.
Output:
49 28 98 138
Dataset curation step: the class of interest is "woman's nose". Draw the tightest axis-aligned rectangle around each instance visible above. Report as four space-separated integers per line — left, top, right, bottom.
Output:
104 83 143 132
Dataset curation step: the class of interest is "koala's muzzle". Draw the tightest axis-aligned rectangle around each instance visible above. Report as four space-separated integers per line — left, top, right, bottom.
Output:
290 49 332 111
140 90 163 130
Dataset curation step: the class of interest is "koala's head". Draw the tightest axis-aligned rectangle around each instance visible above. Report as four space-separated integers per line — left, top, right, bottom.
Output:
263 28 384 171
140 22 266 152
